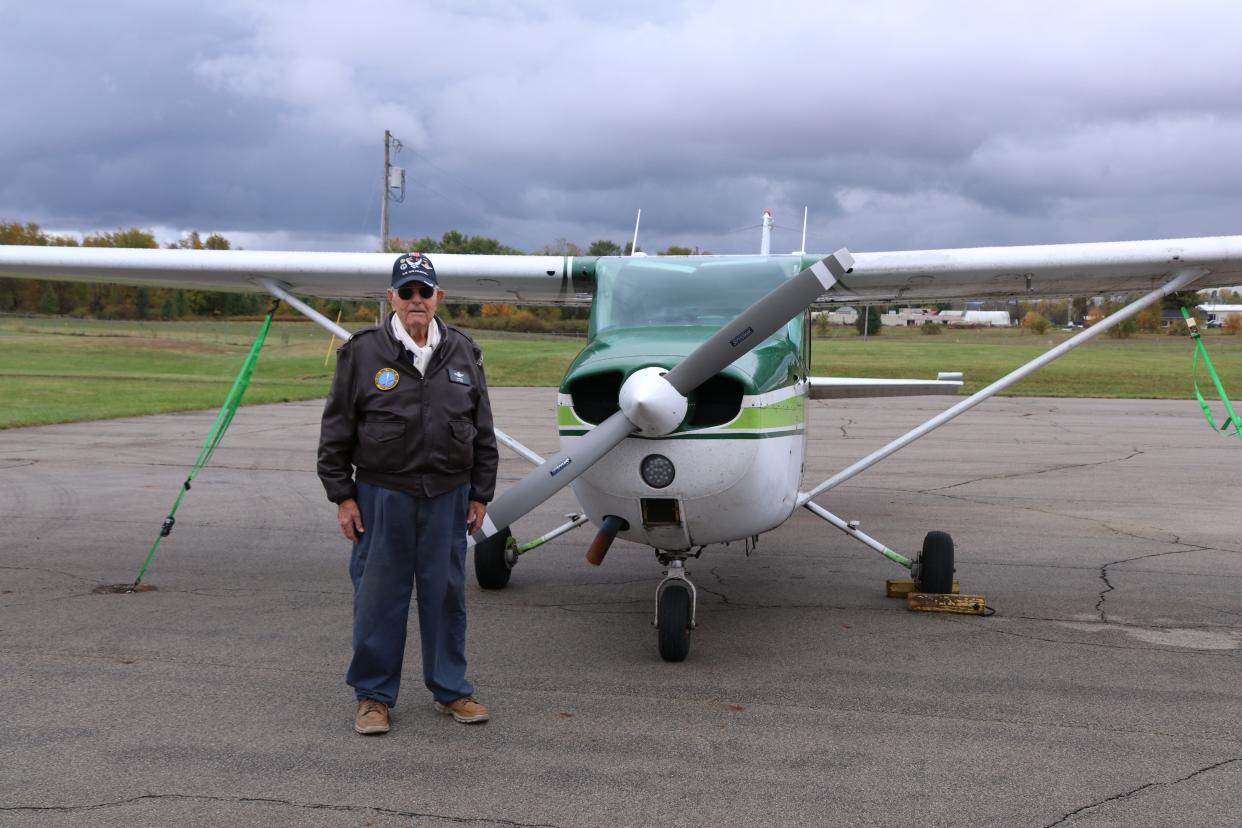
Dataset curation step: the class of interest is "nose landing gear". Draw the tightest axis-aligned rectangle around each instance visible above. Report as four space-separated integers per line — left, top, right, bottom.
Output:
654 558 697 662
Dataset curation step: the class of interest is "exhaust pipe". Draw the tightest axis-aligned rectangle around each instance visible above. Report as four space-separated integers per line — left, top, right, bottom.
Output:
585 515 626 566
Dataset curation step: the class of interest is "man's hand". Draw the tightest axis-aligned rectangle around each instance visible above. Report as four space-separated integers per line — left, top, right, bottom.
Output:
338 498 365 542
466 500 487 535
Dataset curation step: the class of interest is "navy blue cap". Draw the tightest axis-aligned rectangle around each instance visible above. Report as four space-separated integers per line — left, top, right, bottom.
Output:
391 252 439 290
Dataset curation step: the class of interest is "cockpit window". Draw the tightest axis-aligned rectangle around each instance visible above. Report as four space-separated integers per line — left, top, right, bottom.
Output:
589 255 806 342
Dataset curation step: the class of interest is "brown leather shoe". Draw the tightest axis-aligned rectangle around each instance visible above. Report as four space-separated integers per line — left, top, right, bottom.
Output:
354 698 390 735
434 695 490 724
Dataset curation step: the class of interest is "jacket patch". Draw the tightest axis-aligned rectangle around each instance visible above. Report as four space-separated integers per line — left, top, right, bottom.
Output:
374 368 400 391
448 369 470 386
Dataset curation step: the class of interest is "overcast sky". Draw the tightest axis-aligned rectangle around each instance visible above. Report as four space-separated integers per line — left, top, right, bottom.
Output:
3 0 1241 255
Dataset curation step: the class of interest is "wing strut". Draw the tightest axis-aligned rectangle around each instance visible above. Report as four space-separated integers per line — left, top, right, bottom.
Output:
798 267 1208 506
258 278 352 340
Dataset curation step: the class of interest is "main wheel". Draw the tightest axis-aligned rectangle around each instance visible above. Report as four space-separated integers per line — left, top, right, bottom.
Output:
474 527 513 590
657 584 692 662
917 530 955 594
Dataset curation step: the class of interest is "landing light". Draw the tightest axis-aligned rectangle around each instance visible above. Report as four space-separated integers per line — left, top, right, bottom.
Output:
640 454 675 489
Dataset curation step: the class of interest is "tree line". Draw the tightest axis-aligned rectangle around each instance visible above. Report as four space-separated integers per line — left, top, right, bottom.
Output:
0 222 287 320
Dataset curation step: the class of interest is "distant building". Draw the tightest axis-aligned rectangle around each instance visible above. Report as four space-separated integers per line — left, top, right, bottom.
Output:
815 306 1013 328
1200 304 1242 325
879 308 933 327
962 310 1012 327
931 309 1011 327
813 307 859 325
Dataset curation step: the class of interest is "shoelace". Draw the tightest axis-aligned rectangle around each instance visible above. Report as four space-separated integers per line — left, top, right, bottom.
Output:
360 699 385 716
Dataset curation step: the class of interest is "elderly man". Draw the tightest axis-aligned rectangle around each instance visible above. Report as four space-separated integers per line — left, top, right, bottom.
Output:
318 252 498 735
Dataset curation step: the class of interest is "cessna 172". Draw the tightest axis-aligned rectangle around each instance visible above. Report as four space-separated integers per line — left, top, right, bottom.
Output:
2 232 1240 660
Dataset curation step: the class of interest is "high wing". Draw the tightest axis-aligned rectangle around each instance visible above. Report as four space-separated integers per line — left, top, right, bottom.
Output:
836 235 1242 302
808 374 963 399
1 234 1240 304
0 246 595 305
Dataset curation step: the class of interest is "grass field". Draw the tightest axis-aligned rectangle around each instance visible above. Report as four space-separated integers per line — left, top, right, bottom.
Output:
1 316 1239 428
810 325 1242 399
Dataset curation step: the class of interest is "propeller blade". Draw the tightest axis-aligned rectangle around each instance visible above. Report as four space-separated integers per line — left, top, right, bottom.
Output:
663 249 853 395
474 410 636 543
473 249 853 543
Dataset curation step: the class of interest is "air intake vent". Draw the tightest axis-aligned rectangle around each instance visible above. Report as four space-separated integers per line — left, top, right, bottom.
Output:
686 375 744 427
568 371 623 425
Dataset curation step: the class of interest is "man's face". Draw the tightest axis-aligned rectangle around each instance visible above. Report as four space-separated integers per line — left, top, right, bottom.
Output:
388 282 443 333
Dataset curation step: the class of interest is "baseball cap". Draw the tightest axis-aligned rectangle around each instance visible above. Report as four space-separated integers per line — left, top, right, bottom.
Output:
391 252 439 290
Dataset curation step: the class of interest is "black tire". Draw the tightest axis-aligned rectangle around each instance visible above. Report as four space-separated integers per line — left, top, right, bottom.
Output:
917 530 955 594
474 527 513 590
657 584 692 662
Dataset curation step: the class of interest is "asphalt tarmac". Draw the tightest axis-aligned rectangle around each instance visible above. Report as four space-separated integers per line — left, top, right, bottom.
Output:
1 389 1239 827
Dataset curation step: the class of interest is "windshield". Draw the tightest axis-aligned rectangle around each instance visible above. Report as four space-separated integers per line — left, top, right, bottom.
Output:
589 255 806 339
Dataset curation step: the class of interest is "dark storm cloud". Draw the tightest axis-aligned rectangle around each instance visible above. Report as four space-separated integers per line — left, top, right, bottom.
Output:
3 1 1242 254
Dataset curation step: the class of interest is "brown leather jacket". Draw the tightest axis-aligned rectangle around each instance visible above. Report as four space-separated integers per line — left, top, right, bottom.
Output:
318 315 498 505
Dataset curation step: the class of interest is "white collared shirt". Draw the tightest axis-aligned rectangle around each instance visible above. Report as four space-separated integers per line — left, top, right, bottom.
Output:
390 313 441 376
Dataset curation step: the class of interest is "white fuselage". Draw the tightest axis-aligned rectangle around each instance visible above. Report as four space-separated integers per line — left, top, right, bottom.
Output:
559 382 808 551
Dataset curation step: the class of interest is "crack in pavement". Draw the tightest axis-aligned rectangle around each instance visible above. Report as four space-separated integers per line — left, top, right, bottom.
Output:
0 563 101 585
923 448 1145 492
703 568 732 604
0 792 567 826
1042 756 1242 827
1 589 105 611
958 557 1242 579
1096 549 1198 622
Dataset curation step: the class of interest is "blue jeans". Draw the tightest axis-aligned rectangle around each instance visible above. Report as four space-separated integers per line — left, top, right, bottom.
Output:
346 481 474 707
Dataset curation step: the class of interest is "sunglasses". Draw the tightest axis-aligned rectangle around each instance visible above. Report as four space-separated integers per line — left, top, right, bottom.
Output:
396 283 435 300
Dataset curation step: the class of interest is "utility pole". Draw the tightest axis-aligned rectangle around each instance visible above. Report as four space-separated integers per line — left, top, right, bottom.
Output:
378 130 405 322
380 130 391 253
379 130 405 253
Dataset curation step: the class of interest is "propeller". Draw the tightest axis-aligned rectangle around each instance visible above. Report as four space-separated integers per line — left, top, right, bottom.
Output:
472 249 854 545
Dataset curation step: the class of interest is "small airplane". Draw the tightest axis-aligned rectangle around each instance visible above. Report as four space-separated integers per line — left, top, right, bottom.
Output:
3 226 1240 661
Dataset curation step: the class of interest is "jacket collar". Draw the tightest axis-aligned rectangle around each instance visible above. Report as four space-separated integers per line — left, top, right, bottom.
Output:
383 313 445 360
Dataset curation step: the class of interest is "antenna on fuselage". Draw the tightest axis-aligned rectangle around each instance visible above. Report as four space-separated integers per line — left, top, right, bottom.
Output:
797 206 808 255
760 210 773 255
630 208 642 256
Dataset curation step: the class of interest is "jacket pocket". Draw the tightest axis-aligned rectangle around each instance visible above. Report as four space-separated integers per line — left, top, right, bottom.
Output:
356 418 406 472
446 418 476 472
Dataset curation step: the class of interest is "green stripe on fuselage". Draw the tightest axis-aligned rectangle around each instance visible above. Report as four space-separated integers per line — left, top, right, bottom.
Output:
558 427 804 440
724 394 804 430
558 405 588 427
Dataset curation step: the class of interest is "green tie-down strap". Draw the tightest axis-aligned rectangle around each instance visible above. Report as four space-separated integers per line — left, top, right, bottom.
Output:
1181 307 1241 442
129 302 280 589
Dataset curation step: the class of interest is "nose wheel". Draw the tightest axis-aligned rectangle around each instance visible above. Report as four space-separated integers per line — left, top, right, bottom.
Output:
654 560 696 662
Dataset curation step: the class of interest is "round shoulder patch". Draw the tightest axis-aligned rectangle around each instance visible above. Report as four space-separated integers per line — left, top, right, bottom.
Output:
374 367 400 391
